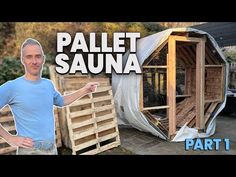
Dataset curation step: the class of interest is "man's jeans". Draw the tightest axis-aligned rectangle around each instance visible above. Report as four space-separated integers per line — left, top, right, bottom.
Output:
17 141 57 155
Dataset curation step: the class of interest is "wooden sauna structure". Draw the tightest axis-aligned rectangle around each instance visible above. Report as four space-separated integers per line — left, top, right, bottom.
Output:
112 28 228 140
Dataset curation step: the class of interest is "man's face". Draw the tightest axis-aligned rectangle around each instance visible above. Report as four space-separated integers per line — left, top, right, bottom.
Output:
22 44 45 77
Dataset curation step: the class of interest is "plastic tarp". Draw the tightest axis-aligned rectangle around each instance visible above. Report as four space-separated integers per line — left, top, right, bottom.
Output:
112 27 228 141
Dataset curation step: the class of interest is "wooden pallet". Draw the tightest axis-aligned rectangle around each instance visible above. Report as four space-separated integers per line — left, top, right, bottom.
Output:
0 106 17 155
142 95 221 138
143 111 168 135
176 97 220 128
0 106 62 155
54 109 62 148
49 65 113 148
49 65 120 154
176 97 196 127
65 85 120 155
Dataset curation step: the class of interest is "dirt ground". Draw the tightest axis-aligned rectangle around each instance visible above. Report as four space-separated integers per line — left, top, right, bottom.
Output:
58 145 133 155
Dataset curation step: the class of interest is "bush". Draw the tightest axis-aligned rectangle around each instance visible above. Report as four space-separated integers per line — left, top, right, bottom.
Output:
0 57 24 85
42 55 55 79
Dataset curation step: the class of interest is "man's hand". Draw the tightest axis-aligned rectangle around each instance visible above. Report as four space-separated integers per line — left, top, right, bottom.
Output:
83 82 100 94
6 135 33 149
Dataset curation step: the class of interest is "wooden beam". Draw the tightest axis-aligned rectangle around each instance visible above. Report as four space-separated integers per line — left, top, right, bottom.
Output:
204 99 221 103
142 105 170 111
167 36 176 137
220 66 225 102
170 35 203 43
142 66 167 69
157 73 160 95
196 38 206 130
205 65 223 67
139 72 144 111
176 95 192 98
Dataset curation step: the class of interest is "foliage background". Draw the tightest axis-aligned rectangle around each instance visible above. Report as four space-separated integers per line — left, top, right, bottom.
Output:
0 22 205 85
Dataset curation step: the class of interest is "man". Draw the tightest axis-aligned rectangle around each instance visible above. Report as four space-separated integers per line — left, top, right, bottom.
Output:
0 38 99 155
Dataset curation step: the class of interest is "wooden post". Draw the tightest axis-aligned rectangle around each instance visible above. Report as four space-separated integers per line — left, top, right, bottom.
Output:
91 93 99 153
220 66 225 102
152 72 156 94
167 36 176 137
196 39 206 131
158 73 161 95
139 72 144 111
185 67 192 95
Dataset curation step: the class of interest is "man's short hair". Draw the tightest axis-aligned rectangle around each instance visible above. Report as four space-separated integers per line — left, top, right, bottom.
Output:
21 38 44 60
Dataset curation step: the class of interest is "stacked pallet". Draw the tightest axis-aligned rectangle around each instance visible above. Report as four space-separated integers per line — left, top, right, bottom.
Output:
205 67 224 101
143 95 220 137
49 66 120 155
0 106 17 154
65 86 120 155
0 106 62 155
54 109 62 147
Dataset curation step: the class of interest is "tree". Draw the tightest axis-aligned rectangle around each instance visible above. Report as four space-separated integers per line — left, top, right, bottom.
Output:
0 22 16 58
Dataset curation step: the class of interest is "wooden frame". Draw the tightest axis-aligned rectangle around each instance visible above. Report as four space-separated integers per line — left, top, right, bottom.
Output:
139 34 223 139
167 36 176 137
195 38 206 130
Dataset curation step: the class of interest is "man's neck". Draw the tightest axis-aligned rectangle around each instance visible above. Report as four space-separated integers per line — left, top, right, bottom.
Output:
24 74 41 81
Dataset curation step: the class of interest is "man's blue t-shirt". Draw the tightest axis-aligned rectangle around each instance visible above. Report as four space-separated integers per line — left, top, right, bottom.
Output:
0 76 64 142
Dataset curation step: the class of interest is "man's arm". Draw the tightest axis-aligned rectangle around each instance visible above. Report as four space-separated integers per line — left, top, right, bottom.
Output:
0 82 33 148
0 124 33 148
63 82 99 106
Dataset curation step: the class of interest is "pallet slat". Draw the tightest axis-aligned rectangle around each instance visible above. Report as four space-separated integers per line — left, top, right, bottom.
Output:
96 113 116 122
97 122 117 133
74 139 98 152
0 146 17 154
71 119 95 129
99 132 118 142
0 115 14 123
95 104 115 113
95 86 112 93
69 98 92 107
73 129 96 140
0 138 8 144
70 109 93 118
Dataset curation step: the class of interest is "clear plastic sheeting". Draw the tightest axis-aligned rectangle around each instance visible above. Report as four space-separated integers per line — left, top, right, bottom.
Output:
112 27 228 141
